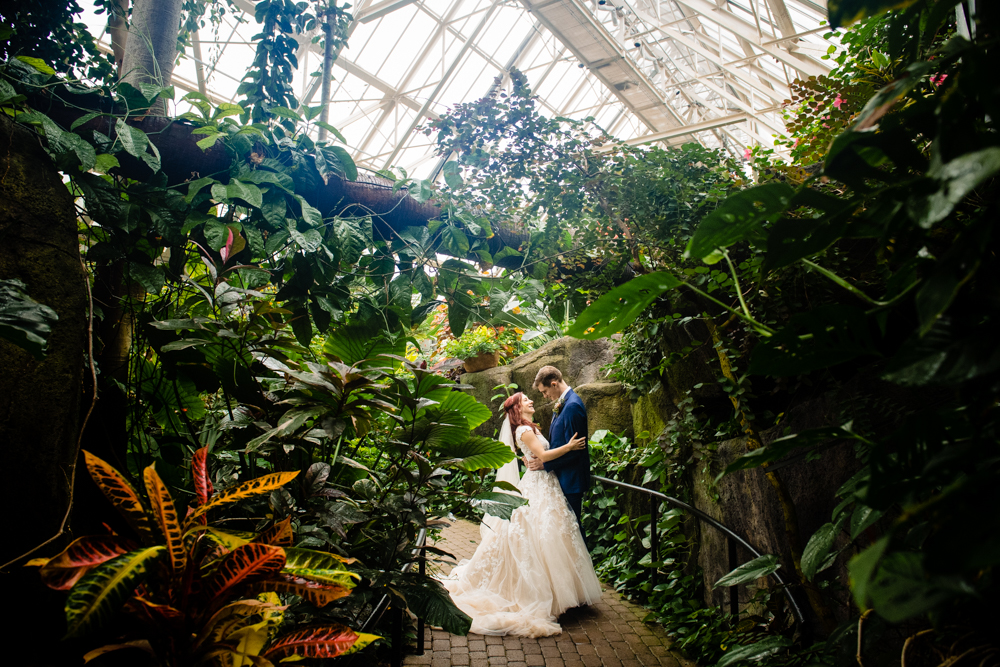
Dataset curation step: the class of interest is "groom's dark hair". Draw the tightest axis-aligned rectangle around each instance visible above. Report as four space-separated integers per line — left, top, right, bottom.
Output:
533 365 563 389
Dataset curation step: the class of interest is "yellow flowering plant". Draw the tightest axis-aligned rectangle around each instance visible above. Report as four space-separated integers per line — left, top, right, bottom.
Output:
443 325 504 360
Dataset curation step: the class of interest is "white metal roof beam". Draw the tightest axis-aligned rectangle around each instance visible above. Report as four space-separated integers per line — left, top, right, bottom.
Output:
672 0 827 77
357 0 420 23
382 1 501 168
623 111 745 144
354 0 468 159
520 0 683 133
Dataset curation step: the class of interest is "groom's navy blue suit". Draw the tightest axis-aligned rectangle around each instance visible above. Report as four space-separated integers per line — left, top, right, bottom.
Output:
544 389 590 545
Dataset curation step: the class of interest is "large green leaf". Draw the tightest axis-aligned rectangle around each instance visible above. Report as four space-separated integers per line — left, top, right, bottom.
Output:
848 536 889 611
408 411 471 448
438 437 515 472
394 574 472 636
468 490 528 520
713 554 780 588
64 547 165 638
566 272 682 340
323 323 405 370
717 636 792 667
867 552 974 622
908 148 1000 229
0 279 59 360
438 391 492 430
801 518 845 581
684 183 794 263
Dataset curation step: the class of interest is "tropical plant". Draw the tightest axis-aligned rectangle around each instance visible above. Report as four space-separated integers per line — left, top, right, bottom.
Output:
28 448 376 666
571 0 1000 662
442 325 504 361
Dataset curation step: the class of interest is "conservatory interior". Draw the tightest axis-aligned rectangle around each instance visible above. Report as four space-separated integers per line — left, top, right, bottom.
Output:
0 1 996 666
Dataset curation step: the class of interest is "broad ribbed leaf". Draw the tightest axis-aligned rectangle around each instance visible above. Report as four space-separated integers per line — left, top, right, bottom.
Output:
566 272 683 340
438 392 491 430
144 466 186 575
438 437 515 472
256 574 352 607
468 491 528 520
36 535 129 590
394 574 472 636
253 517 294 547
684 183 794 263
83 451 156 543
322 323 405 369
205 544 285 603
190 471 299 519
191 447 213 507
64 546 164 638
263 624 361 661
714 554 780 588
408 411 471 447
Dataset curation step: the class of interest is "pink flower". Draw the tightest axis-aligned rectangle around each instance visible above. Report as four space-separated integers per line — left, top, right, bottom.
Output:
744 148 752 160
930 73 948 87
832 95 844 109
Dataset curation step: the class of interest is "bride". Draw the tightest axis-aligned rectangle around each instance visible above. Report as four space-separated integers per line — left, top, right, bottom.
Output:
441 392 603 637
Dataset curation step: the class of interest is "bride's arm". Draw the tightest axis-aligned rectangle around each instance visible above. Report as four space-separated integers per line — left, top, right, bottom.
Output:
520 429 586 463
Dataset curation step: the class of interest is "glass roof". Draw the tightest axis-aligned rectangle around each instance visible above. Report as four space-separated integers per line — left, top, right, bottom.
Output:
81 0 839 178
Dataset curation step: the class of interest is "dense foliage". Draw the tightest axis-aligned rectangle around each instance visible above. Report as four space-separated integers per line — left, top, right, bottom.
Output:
3 1 999 666
567 1 1000 665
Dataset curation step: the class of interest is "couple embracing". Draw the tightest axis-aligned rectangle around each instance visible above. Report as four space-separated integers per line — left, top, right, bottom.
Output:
442 366 602 637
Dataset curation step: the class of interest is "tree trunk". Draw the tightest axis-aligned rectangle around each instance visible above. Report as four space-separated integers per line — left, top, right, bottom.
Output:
0 113 88 664
120 0 183 115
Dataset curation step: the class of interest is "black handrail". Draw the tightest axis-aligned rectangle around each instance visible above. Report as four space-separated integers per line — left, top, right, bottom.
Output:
591 475 806 626
352 527 428 667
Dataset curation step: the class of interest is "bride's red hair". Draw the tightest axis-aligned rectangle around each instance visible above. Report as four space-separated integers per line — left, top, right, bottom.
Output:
503 392 539 433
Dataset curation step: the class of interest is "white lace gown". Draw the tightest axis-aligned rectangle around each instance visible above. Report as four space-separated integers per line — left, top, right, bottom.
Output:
441 426 602 637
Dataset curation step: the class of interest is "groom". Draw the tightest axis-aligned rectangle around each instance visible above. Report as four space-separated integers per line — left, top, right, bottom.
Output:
524 365 590 545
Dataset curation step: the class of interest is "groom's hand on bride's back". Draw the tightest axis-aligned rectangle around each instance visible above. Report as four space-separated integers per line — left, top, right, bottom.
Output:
523 456 545 471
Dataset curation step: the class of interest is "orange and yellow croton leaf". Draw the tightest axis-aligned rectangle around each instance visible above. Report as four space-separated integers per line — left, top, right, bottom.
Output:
30 535 130 590
144 466 187 575
83 451 156 543
204 543 286 605
189 471 299 521
262 624 364 661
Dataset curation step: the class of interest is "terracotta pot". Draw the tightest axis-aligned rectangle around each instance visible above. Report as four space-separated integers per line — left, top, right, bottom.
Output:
463 350 500 373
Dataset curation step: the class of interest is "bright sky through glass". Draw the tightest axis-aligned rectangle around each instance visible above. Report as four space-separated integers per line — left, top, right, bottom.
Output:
78 0 838 180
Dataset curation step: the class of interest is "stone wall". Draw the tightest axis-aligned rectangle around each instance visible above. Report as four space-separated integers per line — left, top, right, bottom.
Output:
460 336 633 440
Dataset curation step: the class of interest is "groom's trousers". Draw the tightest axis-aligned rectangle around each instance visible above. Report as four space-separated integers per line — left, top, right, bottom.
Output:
565 492 587 550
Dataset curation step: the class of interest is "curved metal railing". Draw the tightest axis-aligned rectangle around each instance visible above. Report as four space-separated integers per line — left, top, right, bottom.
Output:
592 475 806 626
350 527 428 667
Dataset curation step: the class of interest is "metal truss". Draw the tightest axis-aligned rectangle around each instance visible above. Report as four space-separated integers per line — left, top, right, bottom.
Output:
85 0 838 177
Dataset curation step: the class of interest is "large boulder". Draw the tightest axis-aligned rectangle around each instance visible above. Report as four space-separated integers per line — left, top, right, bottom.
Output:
460 336 630 439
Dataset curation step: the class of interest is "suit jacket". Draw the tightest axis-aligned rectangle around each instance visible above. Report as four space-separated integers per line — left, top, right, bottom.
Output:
543 389 591 494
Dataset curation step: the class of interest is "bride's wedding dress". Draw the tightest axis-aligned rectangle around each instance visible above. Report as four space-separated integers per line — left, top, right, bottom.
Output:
441 424 602 637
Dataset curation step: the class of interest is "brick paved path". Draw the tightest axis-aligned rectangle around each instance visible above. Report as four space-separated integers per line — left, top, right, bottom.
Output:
406 520 695 667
